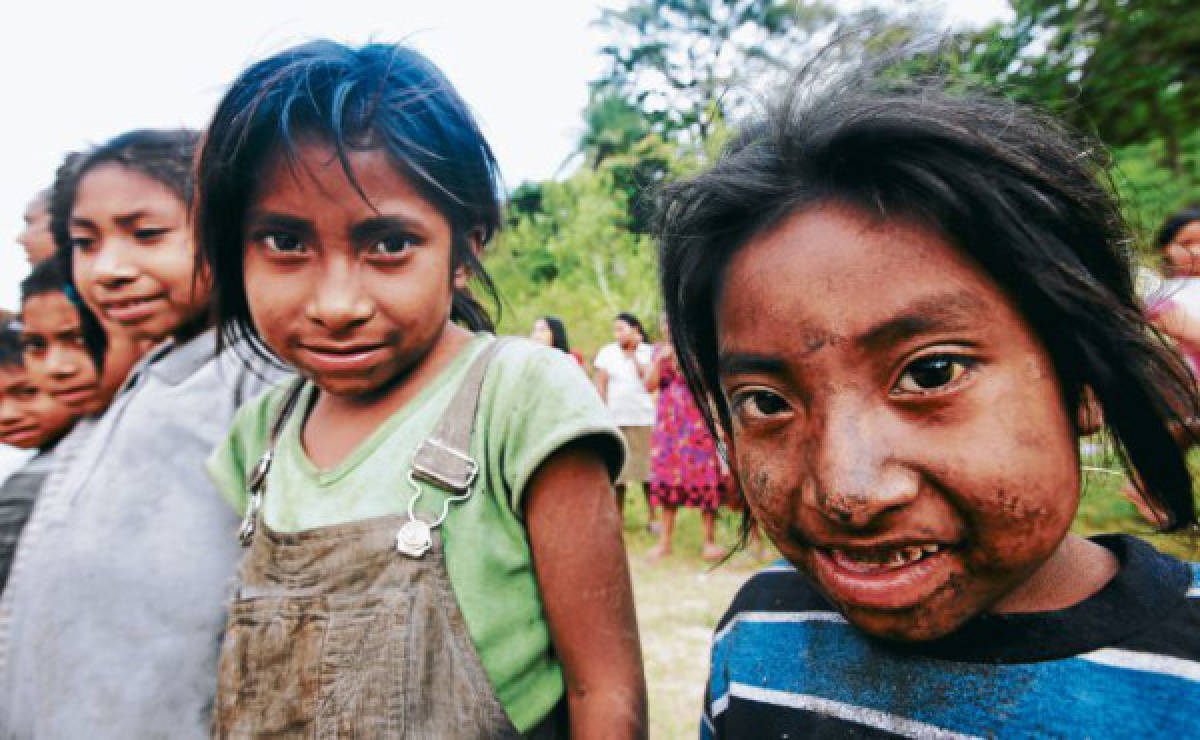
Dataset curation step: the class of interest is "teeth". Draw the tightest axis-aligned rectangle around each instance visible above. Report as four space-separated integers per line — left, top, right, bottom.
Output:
838 544 941 570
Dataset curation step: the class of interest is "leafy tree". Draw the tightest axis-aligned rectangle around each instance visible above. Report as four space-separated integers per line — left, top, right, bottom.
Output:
926 0 1199 174
592 0 839 141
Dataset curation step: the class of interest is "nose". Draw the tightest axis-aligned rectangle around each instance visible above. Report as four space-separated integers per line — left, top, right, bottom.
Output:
808 396 919 528
304 259 374 332
45 344 82 380
90 242 139 288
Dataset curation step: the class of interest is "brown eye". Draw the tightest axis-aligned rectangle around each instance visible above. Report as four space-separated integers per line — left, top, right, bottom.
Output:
733 389 790 420
893 355 975 395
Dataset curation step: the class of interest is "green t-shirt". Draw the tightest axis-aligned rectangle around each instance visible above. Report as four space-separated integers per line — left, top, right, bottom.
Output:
207 334 625 731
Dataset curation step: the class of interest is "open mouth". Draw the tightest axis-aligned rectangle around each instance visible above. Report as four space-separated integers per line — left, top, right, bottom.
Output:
827 544 945 572
811 542 956 610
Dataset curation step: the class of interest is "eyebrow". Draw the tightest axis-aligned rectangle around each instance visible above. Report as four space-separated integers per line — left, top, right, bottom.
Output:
856 291 986 352
348 216 423 243
243 213 423 242
718 352 787 377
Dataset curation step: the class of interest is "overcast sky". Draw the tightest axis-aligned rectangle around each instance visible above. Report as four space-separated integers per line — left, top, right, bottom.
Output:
0 0 1009 313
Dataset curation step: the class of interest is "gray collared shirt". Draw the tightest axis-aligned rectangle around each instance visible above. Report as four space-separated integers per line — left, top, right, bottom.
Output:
1 329 284 738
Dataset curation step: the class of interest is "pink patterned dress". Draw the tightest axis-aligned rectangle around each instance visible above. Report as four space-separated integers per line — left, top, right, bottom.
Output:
647 344 726 512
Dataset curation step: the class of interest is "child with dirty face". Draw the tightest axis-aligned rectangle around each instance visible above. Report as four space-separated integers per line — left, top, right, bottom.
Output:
654 71 1200 738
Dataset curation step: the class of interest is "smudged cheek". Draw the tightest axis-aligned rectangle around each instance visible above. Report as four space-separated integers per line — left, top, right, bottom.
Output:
734 450 805 550
958 478 1076 576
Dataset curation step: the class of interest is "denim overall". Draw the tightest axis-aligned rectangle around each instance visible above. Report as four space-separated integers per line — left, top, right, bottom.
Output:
214 339 562 738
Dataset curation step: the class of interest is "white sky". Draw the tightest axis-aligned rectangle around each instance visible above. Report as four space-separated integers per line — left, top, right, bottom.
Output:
0 0 1009 314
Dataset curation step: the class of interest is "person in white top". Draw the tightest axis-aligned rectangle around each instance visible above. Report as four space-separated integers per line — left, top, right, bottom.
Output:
593 312 655 515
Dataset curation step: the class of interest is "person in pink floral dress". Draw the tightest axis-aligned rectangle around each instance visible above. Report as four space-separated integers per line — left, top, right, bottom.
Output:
645 321 728 561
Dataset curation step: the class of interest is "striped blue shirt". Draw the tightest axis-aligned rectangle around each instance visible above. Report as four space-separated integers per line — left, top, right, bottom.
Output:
703 535 1200 738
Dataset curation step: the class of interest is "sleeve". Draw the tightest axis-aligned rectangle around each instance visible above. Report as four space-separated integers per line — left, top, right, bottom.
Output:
205 385 283 515
486 342 626 514
593 344 613 373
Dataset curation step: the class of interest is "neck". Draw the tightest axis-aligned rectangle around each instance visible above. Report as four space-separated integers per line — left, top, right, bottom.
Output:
991 534 1118 614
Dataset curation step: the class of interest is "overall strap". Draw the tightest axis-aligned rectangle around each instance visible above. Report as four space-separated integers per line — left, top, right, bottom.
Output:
237 376 306 546
410 336 513 493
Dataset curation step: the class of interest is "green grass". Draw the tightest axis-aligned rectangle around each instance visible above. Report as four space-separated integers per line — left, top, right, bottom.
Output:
625 449 1200 738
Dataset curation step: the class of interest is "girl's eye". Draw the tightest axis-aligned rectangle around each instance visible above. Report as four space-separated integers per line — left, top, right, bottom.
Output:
134 227 168 241
70 236 95 253
20 337 46 354
261 232 305 254
365 235 416 258
732 389 791 420
892 355 975 395
13 386 37 400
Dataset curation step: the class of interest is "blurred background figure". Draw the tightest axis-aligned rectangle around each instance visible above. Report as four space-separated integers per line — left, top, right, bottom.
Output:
531 314 585 366
644 318 727 561
594 312 655 518
0 323 76 594
16 189 55 267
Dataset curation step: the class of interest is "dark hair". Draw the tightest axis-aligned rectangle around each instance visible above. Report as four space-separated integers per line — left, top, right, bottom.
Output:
20 258 107 368
49 130 200 257
0 324 22 368
655 70 1199 532
615 311 647 343
1156 207 1200 251
195 40 504 364
540 315 571 353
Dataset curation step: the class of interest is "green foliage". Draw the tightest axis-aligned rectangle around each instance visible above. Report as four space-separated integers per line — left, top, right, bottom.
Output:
484 0 1199 361
486 164 663 356
1112 129 1200 248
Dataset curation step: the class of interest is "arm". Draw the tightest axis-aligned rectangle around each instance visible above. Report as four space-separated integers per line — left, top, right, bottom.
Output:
525 440 647 739
1151 302 1200 348
643 344 673 392
594 367 609 404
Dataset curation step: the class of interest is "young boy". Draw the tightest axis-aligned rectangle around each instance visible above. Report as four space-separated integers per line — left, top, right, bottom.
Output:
0 325 75 593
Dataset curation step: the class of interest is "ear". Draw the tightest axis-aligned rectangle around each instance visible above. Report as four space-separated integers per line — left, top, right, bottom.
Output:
454 229 485 290
1076 385 1103 436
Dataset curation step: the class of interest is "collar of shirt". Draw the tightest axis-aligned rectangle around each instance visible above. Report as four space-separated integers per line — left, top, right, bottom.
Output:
120 328 218 394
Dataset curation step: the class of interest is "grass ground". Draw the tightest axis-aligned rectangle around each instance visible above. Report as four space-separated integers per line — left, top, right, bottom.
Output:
624 445 1200 738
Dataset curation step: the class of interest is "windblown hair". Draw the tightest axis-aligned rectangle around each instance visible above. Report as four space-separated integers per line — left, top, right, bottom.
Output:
654 69 1199 531
20 258 107 367
194 40 504 364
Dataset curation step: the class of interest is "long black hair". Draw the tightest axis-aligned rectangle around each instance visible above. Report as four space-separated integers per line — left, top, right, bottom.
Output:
195 40 504 364
540 315 571 353
655 69 1199 531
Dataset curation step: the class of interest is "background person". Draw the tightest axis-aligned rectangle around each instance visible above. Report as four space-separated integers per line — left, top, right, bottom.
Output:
594 311 655 516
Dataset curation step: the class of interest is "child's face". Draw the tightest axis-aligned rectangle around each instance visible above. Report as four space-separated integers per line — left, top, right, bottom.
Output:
17 193 55 266
0 363 76 449
21 291 101 413
70 164 209 342
716 204 1080 641
242 142 466 398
